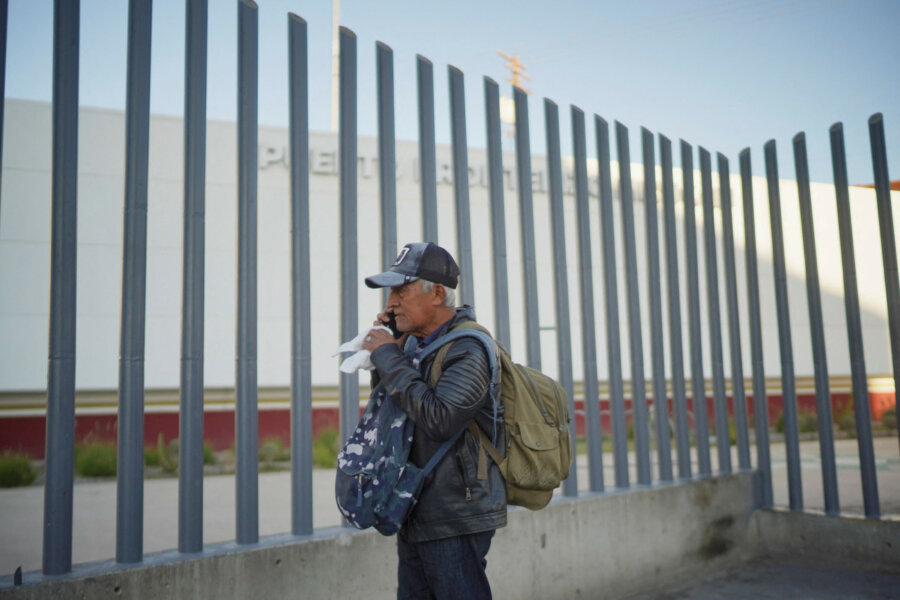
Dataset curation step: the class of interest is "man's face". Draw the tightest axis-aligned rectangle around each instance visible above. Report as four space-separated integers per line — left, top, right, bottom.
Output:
386 280 439 337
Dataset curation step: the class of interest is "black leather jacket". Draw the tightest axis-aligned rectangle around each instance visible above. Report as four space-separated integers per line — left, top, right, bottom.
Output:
370 306 507 542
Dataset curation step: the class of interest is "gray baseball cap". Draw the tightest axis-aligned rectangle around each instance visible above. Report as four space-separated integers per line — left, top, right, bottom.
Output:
364 242 460 289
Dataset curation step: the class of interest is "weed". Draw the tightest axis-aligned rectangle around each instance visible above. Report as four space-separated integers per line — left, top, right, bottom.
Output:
153 435 216 473
144 446 161 467
835 404 857 437
797 411 819 434
774 410 819 435
157 434 178 473
881 407 897 432
204 441 215 466
0 452 37 487
75 441 117 477
259 437 290 467
313 428 340 468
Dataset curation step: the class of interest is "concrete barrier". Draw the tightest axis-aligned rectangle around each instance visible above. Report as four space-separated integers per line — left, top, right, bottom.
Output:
487 474 758 599
749 508 900 573
1 473 760 599
17 473 900 597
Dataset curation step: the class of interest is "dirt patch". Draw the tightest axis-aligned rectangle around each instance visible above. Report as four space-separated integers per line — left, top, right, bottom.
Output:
697 515 735 559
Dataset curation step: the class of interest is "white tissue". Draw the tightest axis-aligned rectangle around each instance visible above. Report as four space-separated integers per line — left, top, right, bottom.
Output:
333 325 393 373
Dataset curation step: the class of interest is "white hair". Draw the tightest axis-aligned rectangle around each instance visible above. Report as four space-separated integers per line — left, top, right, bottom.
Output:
419 279 456 307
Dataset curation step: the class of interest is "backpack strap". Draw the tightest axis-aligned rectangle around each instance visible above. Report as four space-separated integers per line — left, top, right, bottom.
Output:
415 327 500 412
417 326 501 441
421 424 469 480
467 421 506 479
419 326 505 479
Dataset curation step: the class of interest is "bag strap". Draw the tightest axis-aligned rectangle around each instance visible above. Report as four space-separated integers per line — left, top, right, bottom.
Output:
421 423 468 479
415 326 498 375
417 326 501 442
467 421 506 478
412 326 501 480
419 326 507 478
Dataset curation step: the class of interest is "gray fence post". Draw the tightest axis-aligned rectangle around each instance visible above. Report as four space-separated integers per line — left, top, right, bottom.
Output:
417 55 437 243
660 135 692 480
235 0 259 545
681 141 711 477
514 87 542 370
830 123 880 519
484 78 511 350
738 149 772 507
0 0 7 214
288 12 313 536
699 148 731 474
616 121 651 486
596 116 629 489
869 113 900 454
642 127 673 482
377 42 397 308
178 0 207 555
116 0 152 565
764 140 803 511
793 133 839 515
338 26 359 480
717 153 751 471
43 0 79 576
573 106 604 492
544 99 577 496
449 66 474 305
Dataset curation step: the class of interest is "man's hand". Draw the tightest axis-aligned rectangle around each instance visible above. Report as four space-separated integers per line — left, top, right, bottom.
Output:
362 322 406 352
361 327 394 352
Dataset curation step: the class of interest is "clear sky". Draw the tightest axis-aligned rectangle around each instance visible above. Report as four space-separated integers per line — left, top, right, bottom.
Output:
5 0 899 185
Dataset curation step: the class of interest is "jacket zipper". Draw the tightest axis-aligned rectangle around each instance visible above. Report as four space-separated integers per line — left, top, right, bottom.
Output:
456 449 473 502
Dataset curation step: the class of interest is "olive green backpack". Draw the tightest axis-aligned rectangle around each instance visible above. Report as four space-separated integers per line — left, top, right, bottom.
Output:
429 321 572 510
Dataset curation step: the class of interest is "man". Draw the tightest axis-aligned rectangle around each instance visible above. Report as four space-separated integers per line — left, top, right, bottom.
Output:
362 242 506 600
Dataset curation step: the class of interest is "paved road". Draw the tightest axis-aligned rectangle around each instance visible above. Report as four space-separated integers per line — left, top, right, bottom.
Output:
622 559 900 600
1 437 898 584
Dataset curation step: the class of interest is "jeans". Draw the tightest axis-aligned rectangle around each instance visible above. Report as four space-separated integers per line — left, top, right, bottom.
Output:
397 530 495 600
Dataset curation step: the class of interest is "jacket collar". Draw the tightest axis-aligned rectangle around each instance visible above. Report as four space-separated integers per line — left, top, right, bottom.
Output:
406 305 476 354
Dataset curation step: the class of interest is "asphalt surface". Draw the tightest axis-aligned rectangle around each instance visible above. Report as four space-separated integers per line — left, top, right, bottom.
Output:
622 560 900 600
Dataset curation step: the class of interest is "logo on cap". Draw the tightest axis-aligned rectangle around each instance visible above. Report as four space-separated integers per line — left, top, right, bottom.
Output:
393 247 410 266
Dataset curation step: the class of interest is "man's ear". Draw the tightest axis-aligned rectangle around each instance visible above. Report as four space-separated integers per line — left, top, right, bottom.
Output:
431 283 446 306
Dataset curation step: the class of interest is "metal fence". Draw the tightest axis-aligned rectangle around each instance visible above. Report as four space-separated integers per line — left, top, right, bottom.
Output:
3 0 897 580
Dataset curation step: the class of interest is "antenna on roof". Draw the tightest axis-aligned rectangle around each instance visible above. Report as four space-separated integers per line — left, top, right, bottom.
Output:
498 51 532 94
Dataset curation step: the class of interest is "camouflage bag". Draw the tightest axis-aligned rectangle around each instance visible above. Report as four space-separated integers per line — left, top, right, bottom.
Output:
334 384 466 536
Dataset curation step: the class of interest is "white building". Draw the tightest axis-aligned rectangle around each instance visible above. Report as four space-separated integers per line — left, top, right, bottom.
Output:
0 98 896 422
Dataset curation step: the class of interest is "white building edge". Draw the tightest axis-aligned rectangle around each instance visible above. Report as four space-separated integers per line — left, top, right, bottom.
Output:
0 99 896 411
